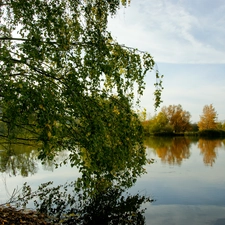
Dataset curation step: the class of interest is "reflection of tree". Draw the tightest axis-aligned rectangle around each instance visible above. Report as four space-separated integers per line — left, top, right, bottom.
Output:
0 143 38 177
144 136 172 151
1 117 150 223
157 138 191 165
16 182 152 225
12 137 151 224
0 143 71 176
68 141 148 198
145 137 191 165
78 188 149 225
198 139 222 166
62 118 148 195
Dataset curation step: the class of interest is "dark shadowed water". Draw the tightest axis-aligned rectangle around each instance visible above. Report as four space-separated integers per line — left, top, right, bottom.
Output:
1 137 225 225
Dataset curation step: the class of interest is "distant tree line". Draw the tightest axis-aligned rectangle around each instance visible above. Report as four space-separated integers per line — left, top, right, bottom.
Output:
141 104 225 137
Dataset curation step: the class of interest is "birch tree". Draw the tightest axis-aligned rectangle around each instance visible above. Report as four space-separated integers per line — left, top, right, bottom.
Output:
0 0 163 173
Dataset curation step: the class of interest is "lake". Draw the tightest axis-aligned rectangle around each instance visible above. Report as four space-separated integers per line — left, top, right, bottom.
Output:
1 137 225 225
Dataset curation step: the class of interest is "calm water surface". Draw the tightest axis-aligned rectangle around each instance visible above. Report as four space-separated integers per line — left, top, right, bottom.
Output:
134 137 225 225
1 137 225 225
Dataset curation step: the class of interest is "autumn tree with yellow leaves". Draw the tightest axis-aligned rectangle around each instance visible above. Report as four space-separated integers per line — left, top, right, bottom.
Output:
142 104 191 134
198 104 217 131
161 104 191 132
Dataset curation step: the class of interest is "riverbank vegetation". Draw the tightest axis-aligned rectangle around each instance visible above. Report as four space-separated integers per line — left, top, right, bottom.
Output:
141 104 225 138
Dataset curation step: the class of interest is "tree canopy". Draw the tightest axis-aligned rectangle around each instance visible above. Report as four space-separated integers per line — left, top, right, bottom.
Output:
161 104 191 132
198 104 217 131
0 0 163 171
143 104 191 134
147 111 173 133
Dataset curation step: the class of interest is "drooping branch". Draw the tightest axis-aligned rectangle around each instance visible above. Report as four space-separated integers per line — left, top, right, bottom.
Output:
0 36 152 55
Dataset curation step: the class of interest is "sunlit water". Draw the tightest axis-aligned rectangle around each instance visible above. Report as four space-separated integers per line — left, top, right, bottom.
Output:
1 137 225 225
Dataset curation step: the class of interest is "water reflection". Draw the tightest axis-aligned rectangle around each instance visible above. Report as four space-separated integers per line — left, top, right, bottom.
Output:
1 137 225 224
198 139 223 166
145 137 191 165
0 143 68 176
3 140 152 224
17 181 152 224
1 137 225 177
156 138 191 165
0 143 38 177
145 137 225 166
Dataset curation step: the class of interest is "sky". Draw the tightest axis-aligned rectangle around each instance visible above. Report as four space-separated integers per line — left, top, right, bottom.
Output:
108 0 225 123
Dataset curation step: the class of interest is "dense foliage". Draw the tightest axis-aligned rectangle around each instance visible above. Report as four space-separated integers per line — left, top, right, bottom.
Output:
0 0 163 170
142 104 191 134
1 2 164 223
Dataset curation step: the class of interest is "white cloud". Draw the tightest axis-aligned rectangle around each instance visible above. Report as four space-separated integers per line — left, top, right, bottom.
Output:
108 0 225 63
